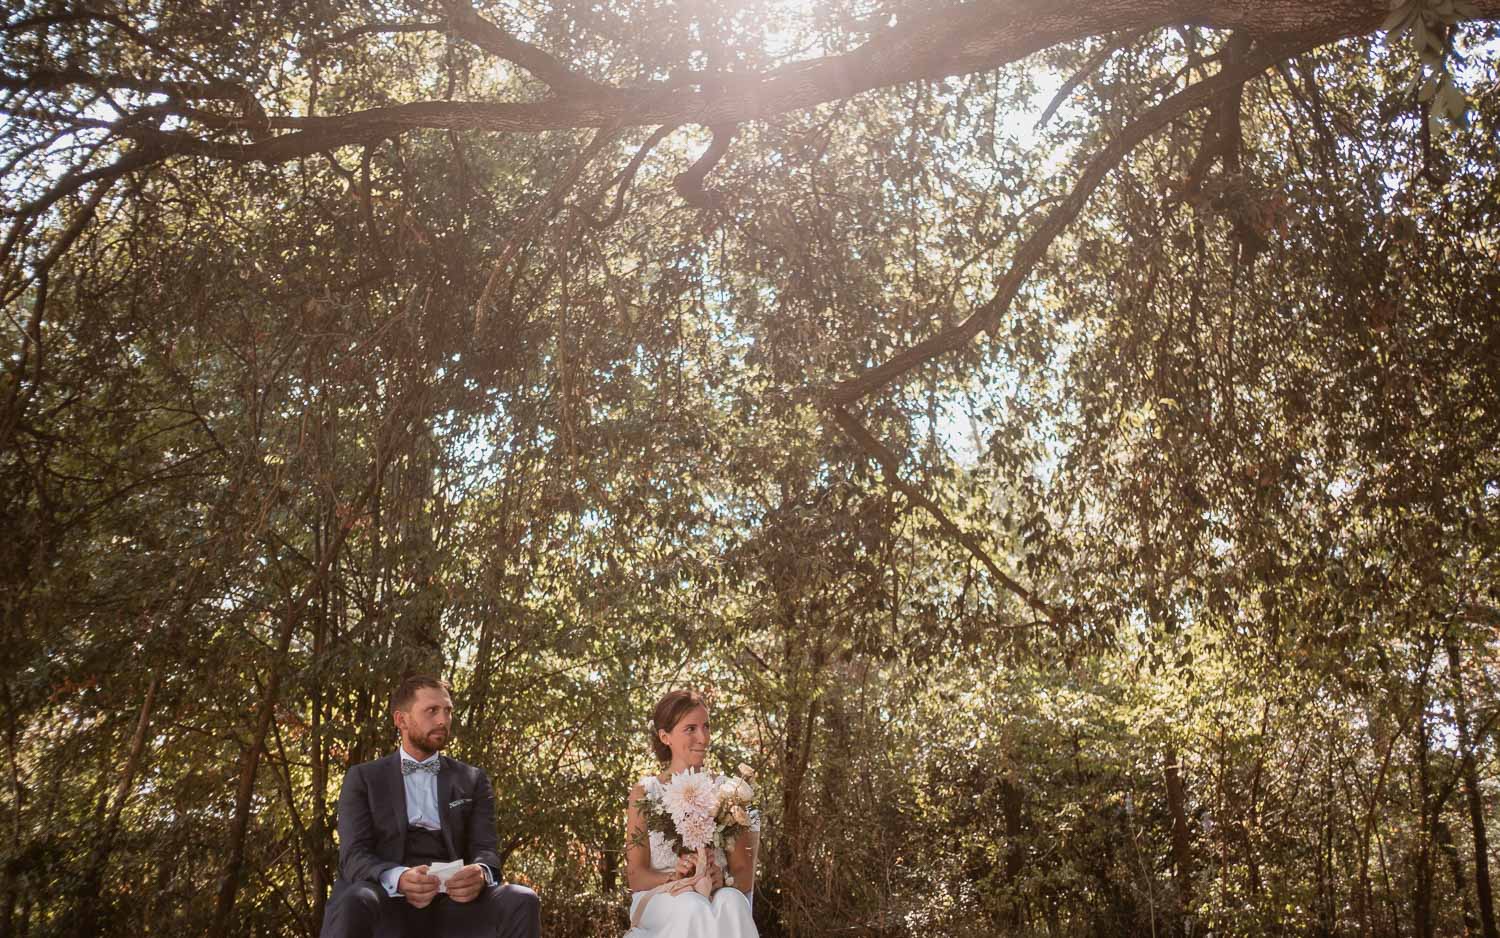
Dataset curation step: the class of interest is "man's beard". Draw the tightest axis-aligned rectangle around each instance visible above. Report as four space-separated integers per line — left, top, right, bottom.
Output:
409 728 449 752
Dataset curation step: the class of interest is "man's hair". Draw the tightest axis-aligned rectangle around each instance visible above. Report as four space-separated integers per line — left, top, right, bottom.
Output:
391 674 451 713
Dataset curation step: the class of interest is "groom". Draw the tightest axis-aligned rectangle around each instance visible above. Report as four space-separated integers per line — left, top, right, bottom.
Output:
320 675 540 938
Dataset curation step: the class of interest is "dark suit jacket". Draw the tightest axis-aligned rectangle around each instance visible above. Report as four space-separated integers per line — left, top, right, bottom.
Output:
335 751 503 887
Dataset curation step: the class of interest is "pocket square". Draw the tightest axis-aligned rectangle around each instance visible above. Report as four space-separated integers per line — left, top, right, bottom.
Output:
448 797 472 809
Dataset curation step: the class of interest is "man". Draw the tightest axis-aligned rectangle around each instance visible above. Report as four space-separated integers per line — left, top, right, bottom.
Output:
320 675 540 938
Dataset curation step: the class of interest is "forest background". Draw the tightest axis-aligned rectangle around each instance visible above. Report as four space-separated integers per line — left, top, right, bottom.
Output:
3 1 1499 936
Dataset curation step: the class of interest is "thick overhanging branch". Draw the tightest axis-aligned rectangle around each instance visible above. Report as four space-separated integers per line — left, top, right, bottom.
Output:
1169 32 1254 208
19 0 1496 166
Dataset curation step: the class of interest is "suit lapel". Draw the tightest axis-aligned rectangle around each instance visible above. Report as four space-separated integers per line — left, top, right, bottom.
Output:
437 755 458 859
386 752 408 843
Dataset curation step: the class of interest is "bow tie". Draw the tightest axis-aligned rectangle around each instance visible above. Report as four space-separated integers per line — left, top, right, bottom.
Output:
402 759 440 776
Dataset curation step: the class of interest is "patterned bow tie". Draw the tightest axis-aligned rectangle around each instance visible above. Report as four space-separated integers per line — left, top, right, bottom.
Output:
402 759 440 776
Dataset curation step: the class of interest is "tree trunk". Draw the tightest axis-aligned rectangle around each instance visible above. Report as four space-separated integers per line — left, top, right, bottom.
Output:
1414 705 1436 938
1448 635 1498 938
601 829 619 895
1356 703 1402 938
73 670 162 931
1436 817 1479 937
1318 744 1336 936
1001 774 1026 927
777 692 819 934
0 680 20 938
1164 744 1193 931
1245 705 1269 899
310 601 329 931
774 613 823 938
211 601 302 938
310 508 334 931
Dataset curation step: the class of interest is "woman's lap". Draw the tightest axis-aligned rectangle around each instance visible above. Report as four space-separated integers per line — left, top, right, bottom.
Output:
626 888 755 937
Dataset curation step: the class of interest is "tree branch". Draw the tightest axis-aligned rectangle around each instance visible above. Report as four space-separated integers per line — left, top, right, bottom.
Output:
826 37 1317 408
829 406 1069 630
475 125 621 325
359 144 388 269
2 11 96 34
300 21 445 61
4 143 156 235
32 0 1485 165
673 124 736 210
438 0 607 96
2 145 156 298
0 171 124 456
581 123 677 230
1036 28 1150 131
0 69 257 103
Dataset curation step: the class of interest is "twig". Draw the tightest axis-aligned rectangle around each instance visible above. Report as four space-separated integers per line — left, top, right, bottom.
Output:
474 125 620 325
1036 28 1149 131
828 405 1069 631
301 21 445 61
582 123 678 229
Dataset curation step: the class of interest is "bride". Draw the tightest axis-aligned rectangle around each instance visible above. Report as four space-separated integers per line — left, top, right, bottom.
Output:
624 690 759 938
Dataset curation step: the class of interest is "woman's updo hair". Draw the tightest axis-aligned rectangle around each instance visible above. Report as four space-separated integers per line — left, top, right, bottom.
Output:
650 690 708 763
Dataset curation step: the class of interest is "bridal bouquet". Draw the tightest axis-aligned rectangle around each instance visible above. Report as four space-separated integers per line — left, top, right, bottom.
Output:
635 763 760 900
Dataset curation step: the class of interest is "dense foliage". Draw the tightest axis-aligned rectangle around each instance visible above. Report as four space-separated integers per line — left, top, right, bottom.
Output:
2 2 1498 936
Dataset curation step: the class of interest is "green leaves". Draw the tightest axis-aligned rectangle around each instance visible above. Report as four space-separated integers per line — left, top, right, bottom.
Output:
1384 0 1480 127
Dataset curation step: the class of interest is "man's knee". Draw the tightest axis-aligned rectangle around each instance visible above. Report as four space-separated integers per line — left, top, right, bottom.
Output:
323 881 385 929
444 883 538 937
493 882 540 917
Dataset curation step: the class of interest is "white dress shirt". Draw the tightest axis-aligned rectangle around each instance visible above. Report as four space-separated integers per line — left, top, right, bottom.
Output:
402 751 444 830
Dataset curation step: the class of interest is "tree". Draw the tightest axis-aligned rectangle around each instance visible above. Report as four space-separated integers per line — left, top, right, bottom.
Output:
3 1 1498 936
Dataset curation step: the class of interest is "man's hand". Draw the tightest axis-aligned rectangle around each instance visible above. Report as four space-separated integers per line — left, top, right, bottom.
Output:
446 864 488 903
398 866 440 908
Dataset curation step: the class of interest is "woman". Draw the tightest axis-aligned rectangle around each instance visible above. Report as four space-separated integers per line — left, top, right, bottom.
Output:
624 690 759 938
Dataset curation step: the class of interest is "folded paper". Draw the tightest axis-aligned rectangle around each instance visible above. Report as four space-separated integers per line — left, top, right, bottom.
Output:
428 859 464 893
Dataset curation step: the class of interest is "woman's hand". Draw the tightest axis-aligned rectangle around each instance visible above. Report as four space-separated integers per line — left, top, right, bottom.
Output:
705 853 726 891
668 854 703 895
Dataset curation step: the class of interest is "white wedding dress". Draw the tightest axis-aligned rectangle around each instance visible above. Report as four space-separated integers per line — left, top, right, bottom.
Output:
625 775 760 938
